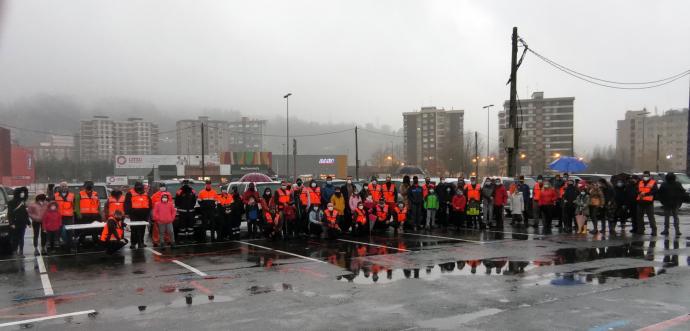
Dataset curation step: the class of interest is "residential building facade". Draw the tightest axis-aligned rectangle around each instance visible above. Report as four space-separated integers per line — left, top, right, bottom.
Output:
403 107 464 171
177 116 266 156
616 108 688 172
80 116 159 162
498 92 575 175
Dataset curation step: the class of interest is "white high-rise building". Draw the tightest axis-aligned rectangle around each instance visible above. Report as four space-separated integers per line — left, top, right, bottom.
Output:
176 116 266 155
80 116 158 162
403 107 464 171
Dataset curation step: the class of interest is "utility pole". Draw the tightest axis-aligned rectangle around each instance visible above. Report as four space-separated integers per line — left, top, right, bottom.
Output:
474 131 479 178
283 93 292 180
293 138 297 181
656 134 660 172
686 75 690 174
201 122 206 180
507 26 520 177
355 126 360 181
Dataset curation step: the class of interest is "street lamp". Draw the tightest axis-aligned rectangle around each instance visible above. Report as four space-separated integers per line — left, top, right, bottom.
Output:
283 93 292 179
554 153 561 158
520 153 527 159
483 104 494 161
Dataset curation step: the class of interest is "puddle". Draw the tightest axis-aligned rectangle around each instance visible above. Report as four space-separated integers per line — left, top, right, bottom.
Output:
533 267 665 286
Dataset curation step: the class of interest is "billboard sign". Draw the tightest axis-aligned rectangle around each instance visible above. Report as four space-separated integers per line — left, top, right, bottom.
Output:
106 176 128 186
115 155 220 169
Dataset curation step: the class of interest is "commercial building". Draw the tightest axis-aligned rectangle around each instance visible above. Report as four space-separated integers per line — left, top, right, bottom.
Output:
176 116 266 156
616 108 688 172
80 116 159 162
32 135 78 161
272 154 348 179
403 107 464 171
498 92 575 175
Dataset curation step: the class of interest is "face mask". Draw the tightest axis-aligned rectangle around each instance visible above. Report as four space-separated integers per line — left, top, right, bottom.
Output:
544 184 551 188
398 205 404 209
160 187 167 192
358 205 364 210
281 185 287 190
162 198 169 202
313 206 319 211
296 181 303 186
328 207 334 211
470 181 476 185
265 192 272 196
616 182 624 187
366 197 373 202
326 181 332 185
311 183 317 188
643 176 650 181
372 181 377 185
457 190 463 195
347 180 352 184
19 193 25 198
580 191 586 196
49 206 57 211
429 190 435 194
447 188 451 192
538 180 543 183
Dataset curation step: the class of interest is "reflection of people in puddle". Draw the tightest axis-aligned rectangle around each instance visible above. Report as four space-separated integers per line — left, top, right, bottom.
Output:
467 260 480 274
403 269 411 278
387 269 393 280
456 261 465 271
663 240 679 267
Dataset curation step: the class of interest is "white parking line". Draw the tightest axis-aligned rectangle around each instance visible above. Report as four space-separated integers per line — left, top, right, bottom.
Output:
403 232 485 244
337 239 411 252
235 241 327 264
172 260 209 277
145 247 162 256
0 309 96 328
36 253 54 296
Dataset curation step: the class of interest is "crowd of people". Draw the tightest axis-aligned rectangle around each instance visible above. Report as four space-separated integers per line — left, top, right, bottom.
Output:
5 170 686 256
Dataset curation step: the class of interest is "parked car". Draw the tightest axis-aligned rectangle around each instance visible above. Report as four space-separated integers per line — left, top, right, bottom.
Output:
0 185 12 254
151 179 209 194
573 174 612 185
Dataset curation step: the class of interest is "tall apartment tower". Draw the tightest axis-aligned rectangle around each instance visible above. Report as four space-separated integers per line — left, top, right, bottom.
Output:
403 107 464 170
80 116 159 162
498 92 575 175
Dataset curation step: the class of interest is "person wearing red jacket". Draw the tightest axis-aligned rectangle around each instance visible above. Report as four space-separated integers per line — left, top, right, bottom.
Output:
451 189 467 230
538 182 559 233
492 180 508 228
152 195 176 248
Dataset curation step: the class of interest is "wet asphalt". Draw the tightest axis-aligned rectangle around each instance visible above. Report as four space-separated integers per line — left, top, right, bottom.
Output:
0 218 689 330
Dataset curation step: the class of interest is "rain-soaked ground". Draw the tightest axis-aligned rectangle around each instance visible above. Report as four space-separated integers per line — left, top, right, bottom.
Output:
1 217 690 330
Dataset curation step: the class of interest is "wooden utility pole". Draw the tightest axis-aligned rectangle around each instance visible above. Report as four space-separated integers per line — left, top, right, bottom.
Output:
656 134 660 172
355 126 360 181
507 26 520 177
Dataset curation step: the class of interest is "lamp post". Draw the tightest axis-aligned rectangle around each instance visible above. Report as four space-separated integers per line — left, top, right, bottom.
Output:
283 93 292 179
482 104 494 166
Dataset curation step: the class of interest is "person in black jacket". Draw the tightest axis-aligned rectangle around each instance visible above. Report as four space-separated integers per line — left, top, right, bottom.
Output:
561 180 578 233
612 177 635 233
657 173 685 237
175 182 197 240
8 187 30 256
436 177 452 229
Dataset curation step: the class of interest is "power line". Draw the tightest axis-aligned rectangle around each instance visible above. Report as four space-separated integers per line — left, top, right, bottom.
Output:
0 123 75 137
524 45 690 89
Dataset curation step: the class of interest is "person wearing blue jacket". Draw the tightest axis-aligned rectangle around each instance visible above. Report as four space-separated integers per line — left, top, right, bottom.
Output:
321 176 336 206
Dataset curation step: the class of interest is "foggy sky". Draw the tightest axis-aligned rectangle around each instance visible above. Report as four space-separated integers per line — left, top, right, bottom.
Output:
0 0 688 154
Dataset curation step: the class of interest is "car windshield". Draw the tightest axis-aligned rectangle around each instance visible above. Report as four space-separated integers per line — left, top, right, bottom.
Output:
255 183 282 194
673 173 690 184
67 186 108 199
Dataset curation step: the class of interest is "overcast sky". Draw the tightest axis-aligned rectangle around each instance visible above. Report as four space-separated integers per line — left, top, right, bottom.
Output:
0 0 688 153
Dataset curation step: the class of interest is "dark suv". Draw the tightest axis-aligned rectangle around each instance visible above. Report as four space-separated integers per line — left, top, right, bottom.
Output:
0 185 12 254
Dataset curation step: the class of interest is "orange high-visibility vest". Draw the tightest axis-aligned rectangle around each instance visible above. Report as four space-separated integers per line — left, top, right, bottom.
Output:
79 190 99 214
298 189 308 206
198 189 218 201
131 192 150 209
533 183 542 201
100 218 123 241
325 209 338 224
55 192 75 217
276 188 291 205
382 183 396 203
216 193 233 206
307 187 321 206
368 183 382 202
637 180 656 202
465 184 481 201
107 195 125 218
375 204 389 221
395 206 407 222
354 209 366 224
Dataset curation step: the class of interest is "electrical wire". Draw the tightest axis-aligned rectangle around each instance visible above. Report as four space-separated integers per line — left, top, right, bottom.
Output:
526 47 690 89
